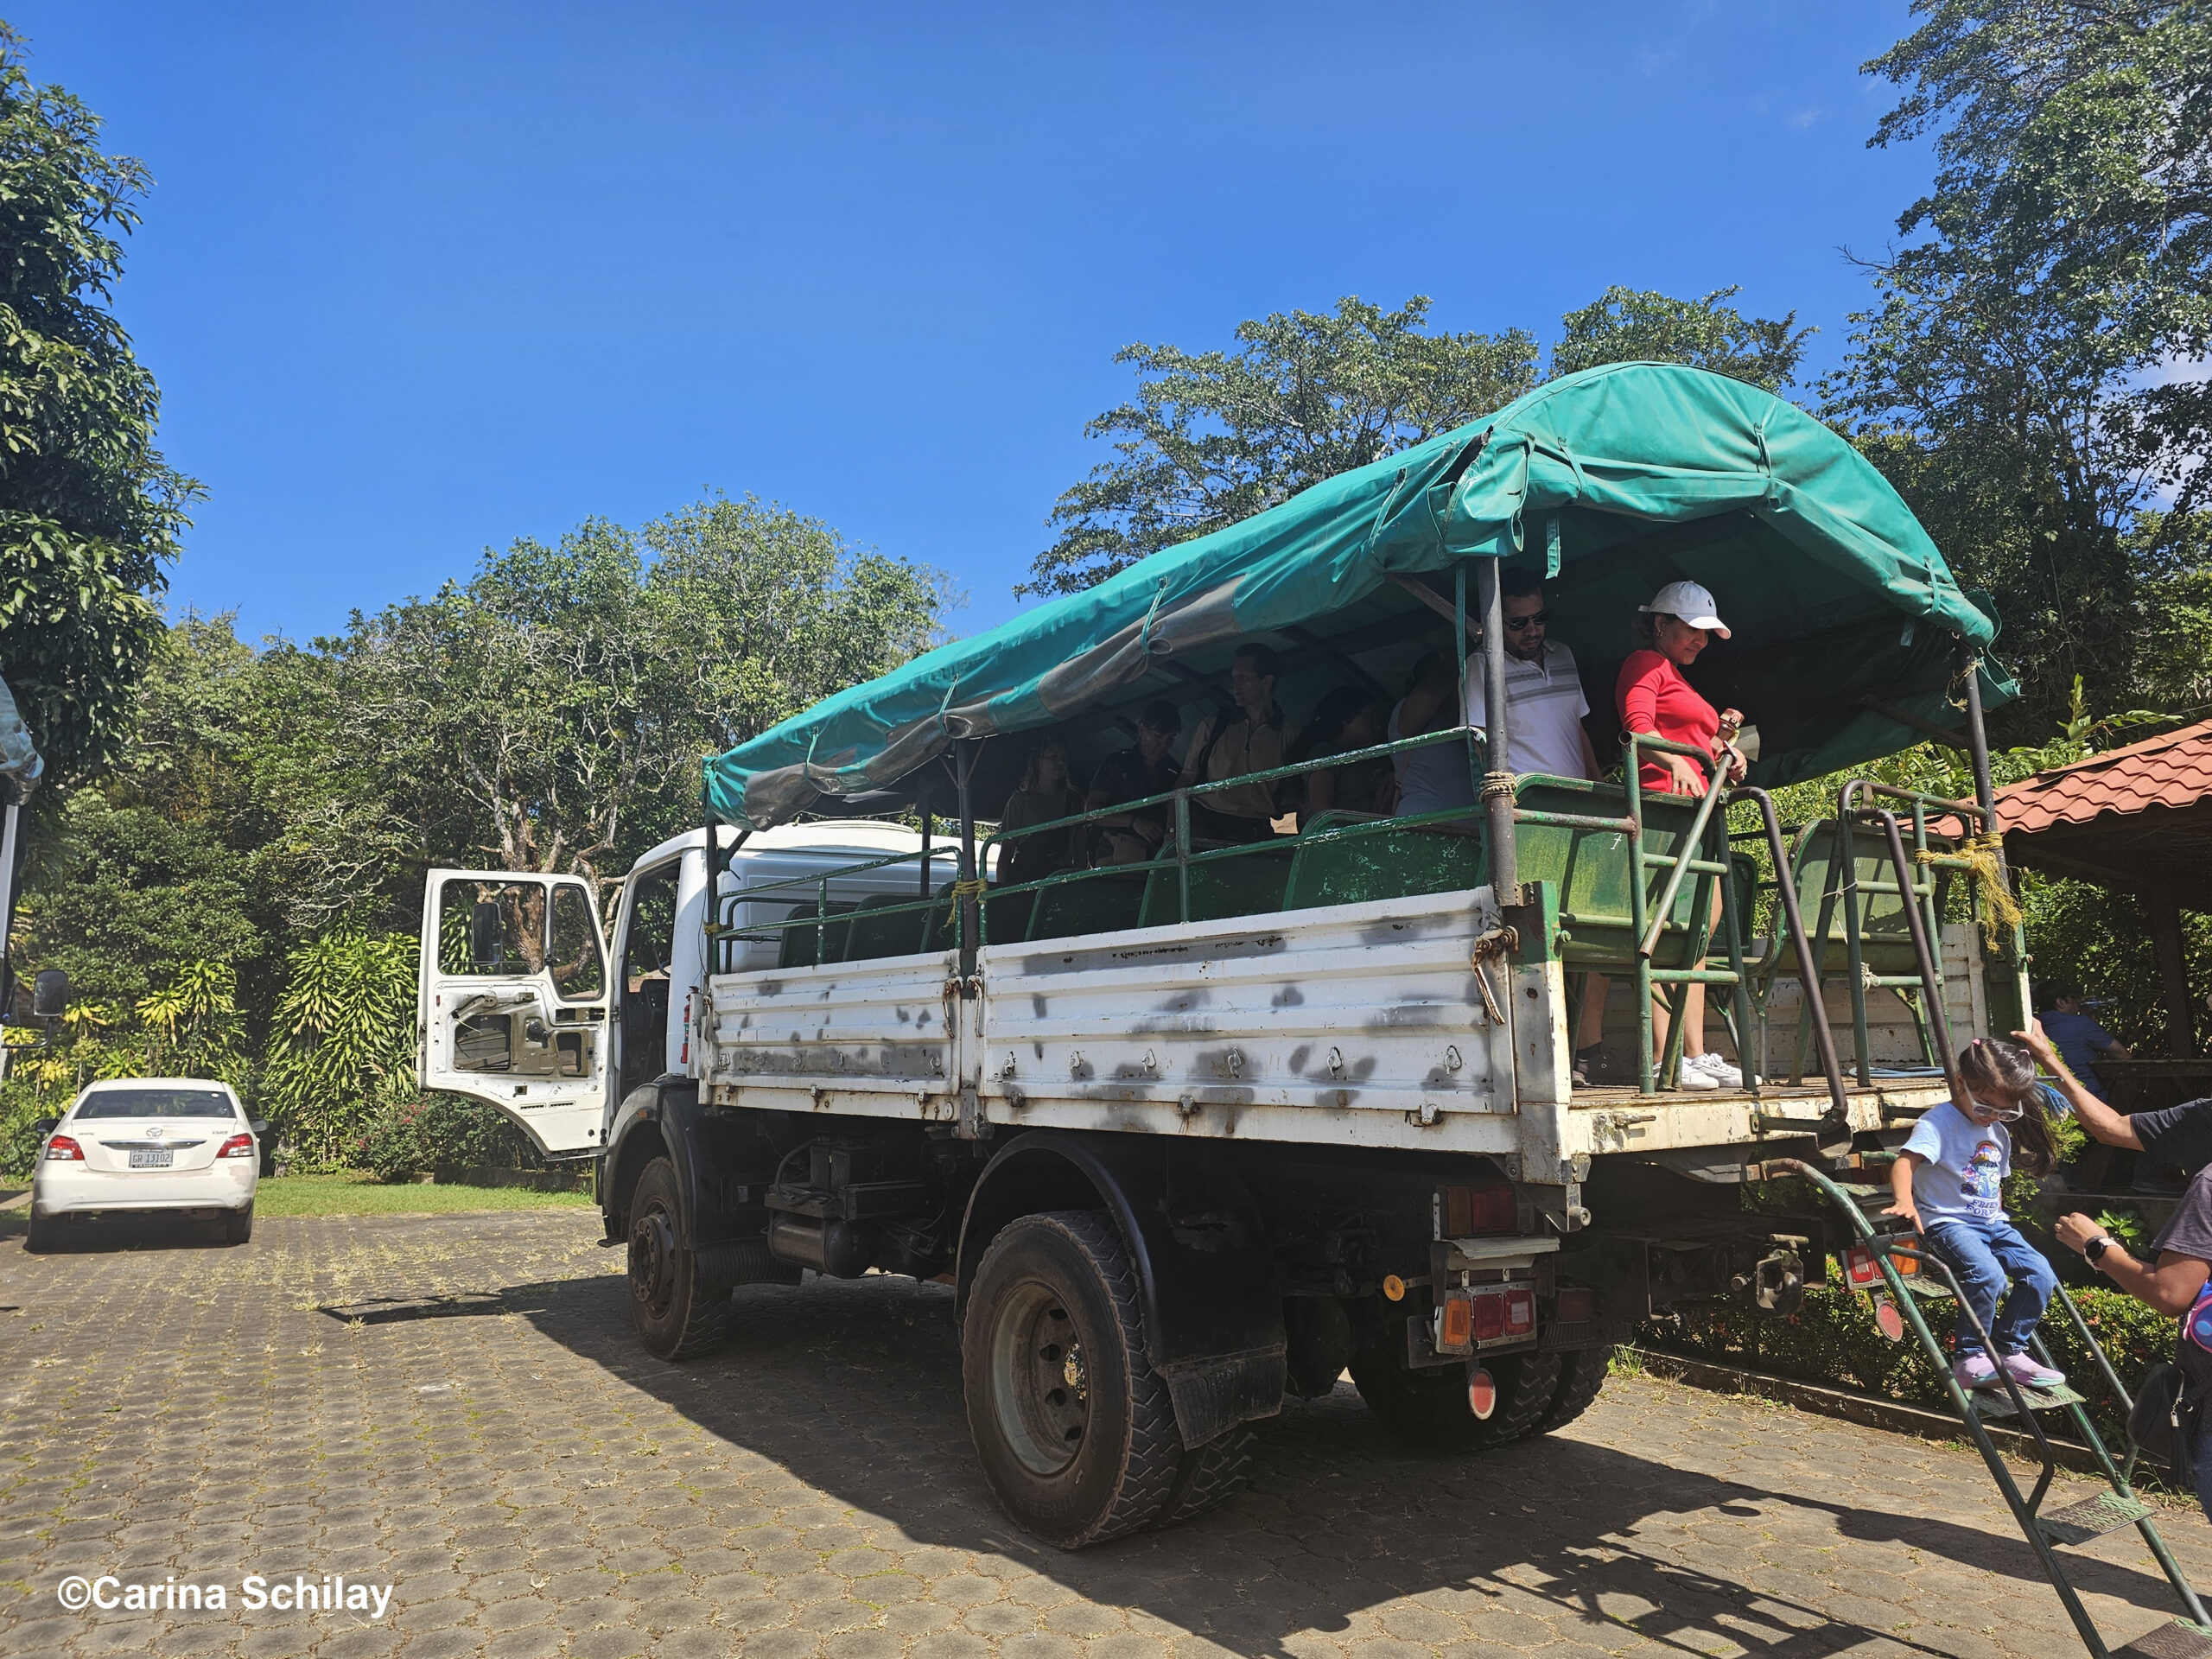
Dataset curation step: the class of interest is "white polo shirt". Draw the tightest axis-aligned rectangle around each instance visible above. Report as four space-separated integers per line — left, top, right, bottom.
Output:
1465 639 1592 779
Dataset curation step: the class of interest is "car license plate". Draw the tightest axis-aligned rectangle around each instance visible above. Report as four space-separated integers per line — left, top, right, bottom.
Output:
129 1148 173 1169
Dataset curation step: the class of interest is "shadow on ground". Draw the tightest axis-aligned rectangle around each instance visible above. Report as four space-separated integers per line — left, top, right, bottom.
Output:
322 1258 2204 1659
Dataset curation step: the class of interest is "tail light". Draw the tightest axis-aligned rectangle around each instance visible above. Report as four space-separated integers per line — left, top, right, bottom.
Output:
1438 1182 1516 1236
1503 1287 1536 1337
43 1135 84 1161
1438 1295 1473 1350
219 1134 257 1159
1470 1291 1506 1341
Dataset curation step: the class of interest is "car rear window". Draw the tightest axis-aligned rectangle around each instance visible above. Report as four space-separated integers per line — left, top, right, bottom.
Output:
73 1088 239 1120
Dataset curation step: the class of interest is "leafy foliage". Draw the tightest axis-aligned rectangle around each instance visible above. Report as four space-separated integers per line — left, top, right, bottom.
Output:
1829 2 2212 738
1022 287 1808 599
349 1093 539 1185
0 27 198 781
1552 285 1811 391
260 931 419 1168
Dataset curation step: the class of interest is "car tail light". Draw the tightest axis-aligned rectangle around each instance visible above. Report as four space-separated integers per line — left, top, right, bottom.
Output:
1503 1287 1536 1337
219 1133 256 1159
1438 1182 1516 1236
43 1135 84 1161
1555 1286 1596 1324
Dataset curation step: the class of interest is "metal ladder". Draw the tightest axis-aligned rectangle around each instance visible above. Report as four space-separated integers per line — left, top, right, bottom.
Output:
1788 1160 2212 1659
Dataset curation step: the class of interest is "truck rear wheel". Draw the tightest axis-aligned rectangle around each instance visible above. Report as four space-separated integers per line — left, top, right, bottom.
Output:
1154 1425 1255 1529
1535 1344 1613 1433
962 1211 1182 1548
627 1156 734 1361
1350 1344 1562 1451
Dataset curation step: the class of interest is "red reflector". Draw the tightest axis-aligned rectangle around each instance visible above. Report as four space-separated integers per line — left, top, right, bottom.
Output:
1555 1287 1596 1324
1470 1290 1507 1341
1466 1368 1497 1420
44 1135 83 1161
1874 1297 1906 1341
1440 1183 1516 1236
219 1134 256 1159
1846 1246 1878 1287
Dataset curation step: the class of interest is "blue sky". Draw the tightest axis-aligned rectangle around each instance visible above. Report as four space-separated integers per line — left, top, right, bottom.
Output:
12 1 1931 645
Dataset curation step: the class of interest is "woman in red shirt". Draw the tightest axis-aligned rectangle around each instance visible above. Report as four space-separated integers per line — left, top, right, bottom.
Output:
1611 581 1749 1092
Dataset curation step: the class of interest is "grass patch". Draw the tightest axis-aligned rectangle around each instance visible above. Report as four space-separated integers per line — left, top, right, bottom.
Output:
253 1173 594 1217
0 1171 594 1218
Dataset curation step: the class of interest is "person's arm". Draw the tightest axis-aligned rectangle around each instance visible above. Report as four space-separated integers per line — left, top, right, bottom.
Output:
1397 662 1453 736
2054 1214 2210 1316
1176 715 1217 789
2097 1024 2135 1063
2017 1020 2142 1148
1620 659 1704 796
1306 767 1338 813
1883 1149 1925 1232
1577 722 1601 784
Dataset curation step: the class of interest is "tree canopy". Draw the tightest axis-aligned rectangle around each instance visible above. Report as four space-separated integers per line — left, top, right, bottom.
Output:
1021 287 1808 598
0 27 196 782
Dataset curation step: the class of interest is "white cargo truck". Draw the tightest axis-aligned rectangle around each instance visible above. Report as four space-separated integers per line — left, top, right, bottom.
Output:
419 365 2031 1547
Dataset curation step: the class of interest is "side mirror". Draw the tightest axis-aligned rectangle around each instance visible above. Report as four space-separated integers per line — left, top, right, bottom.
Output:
32 968 67 1019
470 900 504 969
29 1117 57 1137
248 1120 272 1139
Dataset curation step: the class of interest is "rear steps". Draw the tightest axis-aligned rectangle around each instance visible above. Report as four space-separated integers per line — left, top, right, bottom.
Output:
1794 1159 2211 1659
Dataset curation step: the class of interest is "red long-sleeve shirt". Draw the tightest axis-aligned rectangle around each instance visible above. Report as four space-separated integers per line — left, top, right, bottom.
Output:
1616 648 1719 796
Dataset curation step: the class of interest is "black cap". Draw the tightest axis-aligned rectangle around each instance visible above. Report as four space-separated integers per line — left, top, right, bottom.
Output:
1140 699 1181 734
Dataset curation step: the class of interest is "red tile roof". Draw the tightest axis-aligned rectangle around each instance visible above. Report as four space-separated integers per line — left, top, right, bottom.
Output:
1994 717 2212 834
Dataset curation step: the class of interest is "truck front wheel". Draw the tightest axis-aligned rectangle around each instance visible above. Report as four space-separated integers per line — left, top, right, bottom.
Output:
962 1211 1183 1548
1350 1344 1562 1451
626 1156 734 1361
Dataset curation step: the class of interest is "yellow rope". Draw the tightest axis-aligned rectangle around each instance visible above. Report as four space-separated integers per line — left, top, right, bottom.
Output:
1915 833 2019 951
1479 768 1516 803
950 877 988 899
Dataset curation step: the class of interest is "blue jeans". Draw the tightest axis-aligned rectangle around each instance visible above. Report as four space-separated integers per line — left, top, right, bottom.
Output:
1922 1217 2057 1359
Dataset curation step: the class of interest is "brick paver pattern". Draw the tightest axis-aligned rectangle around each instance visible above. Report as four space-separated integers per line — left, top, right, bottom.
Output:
2 1208 2208 1659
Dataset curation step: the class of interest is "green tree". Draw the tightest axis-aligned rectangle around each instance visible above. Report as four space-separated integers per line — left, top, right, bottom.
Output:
1022 288 1807 599
1828 1 2212 736
1552 286 1811 391
0 27 199 781
261 931 419 1168
1020 296 1541 598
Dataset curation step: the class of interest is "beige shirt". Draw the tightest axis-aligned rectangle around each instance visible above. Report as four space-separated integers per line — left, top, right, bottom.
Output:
1185 707 1289 824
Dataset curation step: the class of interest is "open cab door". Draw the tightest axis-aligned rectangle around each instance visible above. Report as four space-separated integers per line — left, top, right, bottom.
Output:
419 870 610 1156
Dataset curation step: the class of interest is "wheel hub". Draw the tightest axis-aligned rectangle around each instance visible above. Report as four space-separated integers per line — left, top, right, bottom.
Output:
629 1207 677 1315
988 1281 1092 1478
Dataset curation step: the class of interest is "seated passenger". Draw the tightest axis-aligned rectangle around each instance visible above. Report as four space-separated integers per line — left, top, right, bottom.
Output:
1297 685 1395 818
1085 700 1180 866
1389 651 1477 821
999 741 1084 886
1177 644 1294 843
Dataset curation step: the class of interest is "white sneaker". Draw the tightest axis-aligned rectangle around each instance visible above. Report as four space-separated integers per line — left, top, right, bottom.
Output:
1674 1060 1720 1090
1690 1052 1745 1088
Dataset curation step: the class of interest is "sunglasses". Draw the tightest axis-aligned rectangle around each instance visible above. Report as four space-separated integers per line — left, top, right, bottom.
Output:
1503 610 1552 632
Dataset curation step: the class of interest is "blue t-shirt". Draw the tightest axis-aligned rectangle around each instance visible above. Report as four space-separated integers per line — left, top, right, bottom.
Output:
1904 1101 2012 1224
2042 1008 2117 1101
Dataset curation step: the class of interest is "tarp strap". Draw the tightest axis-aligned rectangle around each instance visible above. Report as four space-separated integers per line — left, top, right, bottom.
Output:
1136 576 1170 657
1546 512 1561 577
1363 467 1412 555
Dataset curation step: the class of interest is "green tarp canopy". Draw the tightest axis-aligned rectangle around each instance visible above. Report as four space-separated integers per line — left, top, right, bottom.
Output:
709 362 2014 829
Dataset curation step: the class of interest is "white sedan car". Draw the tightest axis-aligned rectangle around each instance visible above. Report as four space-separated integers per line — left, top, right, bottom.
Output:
29 1078 266 1250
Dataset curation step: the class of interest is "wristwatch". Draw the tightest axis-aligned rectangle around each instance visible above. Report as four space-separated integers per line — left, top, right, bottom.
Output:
2085 1236 2113 1265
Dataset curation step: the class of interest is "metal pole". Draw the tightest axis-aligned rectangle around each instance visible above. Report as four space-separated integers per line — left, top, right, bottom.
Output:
918 785 933 899
1960 645 2000 841
956 740 980 985
1476 557 1516 895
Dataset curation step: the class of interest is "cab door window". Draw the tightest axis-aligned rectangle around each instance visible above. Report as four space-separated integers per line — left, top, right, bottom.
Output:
620 865 680 1099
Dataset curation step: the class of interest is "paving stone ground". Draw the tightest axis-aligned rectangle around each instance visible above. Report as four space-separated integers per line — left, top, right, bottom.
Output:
2 1206 2209 1659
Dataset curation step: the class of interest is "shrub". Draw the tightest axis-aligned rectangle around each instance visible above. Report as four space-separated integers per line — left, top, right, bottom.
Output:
348 1091 543 1182
1642 1262 2179 1448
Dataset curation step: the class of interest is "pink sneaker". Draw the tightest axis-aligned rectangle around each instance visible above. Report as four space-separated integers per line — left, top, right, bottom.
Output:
2000 1351 2066 1390
1955 1354 1999 1389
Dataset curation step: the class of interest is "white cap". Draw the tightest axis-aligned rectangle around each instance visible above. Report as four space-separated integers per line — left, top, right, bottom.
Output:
1639 579 1730 639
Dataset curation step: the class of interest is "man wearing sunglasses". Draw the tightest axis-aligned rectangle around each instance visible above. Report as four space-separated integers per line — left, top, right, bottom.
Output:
1389 568 1609 1079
